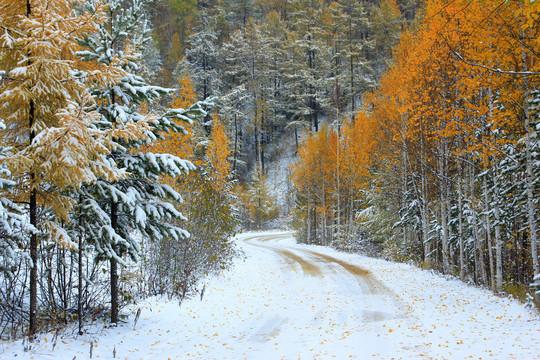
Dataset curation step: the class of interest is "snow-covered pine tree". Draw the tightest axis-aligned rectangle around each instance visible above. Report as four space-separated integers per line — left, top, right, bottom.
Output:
0 0 129 336
183 12 223 101
334 0 374 116
286 0 331 132
76 0 211 324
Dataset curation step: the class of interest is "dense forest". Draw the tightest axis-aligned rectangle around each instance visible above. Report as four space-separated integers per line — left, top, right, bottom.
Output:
0 0 538 341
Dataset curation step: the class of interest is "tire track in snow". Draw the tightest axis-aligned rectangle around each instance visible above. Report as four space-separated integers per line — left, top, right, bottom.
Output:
241 232 433 359
305 250 386 295
303 249 414 324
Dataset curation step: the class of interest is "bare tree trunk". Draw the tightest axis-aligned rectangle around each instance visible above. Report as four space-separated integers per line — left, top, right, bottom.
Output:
401 121 409 254
255 125 260 172
349 192 354 244
233 114 238 174
336 128 341 241
109 83 119 324
29 191 37 337
469 164 481 284
313 196 318 243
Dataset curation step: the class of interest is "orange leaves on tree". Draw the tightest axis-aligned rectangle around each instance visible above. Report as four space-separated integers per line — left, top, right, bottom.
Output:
206 117 232 193
362 0 540 172
144 76 233 196
291 112 379 222
143 76 198 190
340 112 377 191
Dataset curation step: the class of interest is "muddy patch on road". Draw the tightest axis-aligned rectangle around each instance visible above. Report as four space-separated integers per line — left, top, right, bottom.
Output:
275 249 321 276
244 234 321 276
305 250 413 321
305 251 396 297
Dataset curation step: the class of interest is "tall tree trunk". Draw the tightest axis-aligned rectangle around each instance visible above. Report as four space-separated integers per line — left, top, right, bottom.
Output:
483 175 495 290
322 186 327 246
110 201 119 324
469 163 480 284
493 168 503 292
313 194 318 243
421 137 431 266
29 100 38 338
29 194 37 337
307 192 311 244
439 141 450 272
26 0 38 339
348 194 354 244
336 130 341 241
400 116 409 254
520 29 539 276
78 228 84 335
476 209 488 285
254 126 259 171
110 86 119 324
458 160 465 280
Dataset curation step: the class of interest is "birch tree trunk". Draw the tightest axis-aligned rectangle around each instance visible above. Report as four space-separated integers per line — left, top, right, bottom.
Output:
440 141 450 272
520 29 539 276
483 175 495 291
420 136 431 266
458 160 465 280
493 168 503 291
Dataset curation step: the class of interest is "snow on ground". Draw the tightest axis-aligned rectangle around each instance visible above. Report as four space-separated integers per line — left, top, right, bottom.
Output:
1 231 539 359
265 131 297 218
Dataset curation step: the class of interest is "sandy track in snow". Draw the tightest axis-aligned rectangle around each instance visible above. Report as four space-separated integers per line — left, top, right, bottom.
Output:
240 232 431 359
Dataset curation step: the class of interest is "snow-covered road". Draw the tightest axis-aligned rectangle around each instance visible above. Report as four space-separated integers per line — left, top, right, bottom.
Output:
240 232 428 359
2 231 539 359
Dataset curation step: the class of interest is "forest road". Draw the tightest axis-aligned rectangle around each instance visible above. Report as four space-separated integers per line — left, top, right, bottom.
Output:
237 232 431 359
8 231 536 359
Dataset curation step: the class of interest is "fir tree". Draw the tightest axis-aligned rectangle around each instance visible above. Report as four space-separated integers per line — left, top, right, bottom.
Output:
182 12 223 101
77 0 211 324
286 0 331 132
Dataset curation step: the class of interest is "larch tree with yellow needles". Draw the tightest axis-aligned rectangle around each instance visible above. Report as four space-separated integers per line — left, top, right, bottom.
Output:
0 0 130 337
